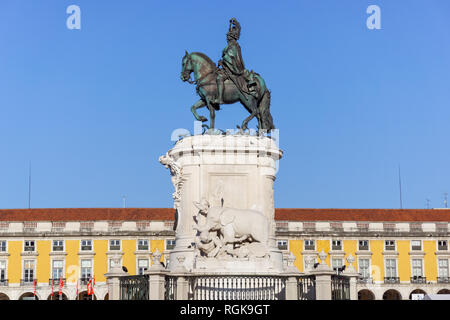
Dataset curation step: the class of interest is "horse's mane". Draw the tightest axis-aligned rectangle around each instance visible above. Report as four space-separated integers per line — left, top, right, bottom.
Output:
191 52 216 68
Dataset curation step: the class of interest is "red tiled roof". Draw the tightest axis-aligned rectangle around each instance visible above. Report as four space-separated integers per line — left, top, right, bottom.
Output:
0 208 448 222
275 208 450 222
0 208 175 222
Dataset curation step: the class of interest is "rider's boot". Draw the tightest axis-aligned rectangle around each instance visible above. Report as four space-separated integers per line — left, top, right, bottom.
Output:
215 77 224 104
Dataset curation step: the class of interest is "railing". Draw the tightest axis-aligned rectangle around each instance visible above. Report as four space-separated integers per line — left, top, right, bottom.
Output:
49 278 66 286
437 277 450 283
0 279 8 286
410 276 426 284
79 277 91 285
188 275 286 300
331 275 350 300
357 277 373 284
120 275 149 300
384 277 400 284
297 275 316 300
137 245 149 251
165 276 177 300
21 279 35 286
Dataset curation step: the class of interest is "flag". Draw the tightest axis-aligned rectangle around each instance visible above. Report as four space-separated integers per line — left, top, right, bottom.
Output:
76 279 79 299
87 278 93 296
51 279 54 295
59 276 63 295
33 279 37 297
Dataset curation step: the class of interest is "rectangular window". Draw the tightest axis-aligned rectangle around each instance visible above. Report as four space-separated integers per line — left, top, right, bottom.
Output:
166 239 176 250
138 239 149 251
24 240 35 252
331 240 342 251
23 260 35 282
277 240 288 250
138 259 149 275
81 240 92 251
438 240 448 251
81 260 92 281
109 239 121 251
0 241 6 252
359 259 370 279
52 240 64 252
332 258 343 270
385 240 395 251
52 260 64 280
411 240 422 251
0 260 6 281
358 240 369 251
412 259 423 277
438 259 449 278
385 259 397 278
304 240 315 251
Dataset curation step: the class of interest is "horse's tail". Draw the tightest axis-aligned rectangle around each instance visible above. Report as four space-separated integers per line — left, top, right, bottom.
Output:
258 90 275 131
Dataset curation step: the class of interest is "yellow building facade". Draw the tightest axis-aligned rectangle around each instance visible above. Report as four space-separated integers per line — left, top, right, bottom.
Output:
0 207 449 300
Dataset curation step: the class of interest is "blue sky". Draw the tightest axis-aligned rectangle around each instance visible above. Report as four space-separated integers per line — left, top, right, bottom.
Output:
0 0 449 209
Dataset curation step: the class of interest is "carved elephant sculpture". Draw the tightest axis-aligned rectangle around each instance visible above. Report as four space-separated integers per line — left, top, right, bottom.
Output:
193 199 269 248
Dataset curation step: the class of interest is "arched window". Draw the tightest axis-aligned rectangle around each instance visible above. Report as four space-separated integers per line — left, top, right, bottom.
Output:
76 291 97 300
47 292 68 300
0 293 9 300
382 289 402 300
358 289 375 300
19 292 39 300
409 289 426 300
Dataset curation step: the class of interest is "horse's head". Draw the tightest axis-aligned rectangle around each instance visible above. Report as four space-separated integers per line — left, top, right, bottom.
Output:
181 50 193 82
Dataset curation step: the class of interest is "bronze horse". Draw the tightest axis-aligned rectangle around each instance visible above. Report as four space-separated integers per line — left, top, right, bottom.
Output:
181 51 274 131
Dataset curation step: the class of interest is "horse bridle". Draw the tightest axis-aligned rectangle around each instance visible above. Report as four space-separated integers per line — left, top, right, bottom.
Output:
183 54 216 87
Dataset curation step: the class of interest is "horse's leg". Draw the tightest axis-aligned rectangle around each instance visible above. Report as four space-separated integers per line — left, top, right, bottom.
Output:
204 95 215 129
191 99 207 122
240 97 258 131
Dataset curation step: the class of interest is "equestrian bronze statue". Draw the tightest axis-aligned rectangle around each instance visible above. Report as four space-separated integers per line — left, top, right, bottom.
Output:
180 18 275 132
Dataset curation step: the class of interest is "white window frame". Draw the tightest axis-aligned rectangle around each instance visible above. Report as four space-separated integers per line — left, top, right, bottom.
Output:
411 258 424 277
0 259 8 282
80 258 93 280
410 240 422 251
385 258 398 278
384 240 396 251
50 259 65 280
80 239 93 251
437 240 448 251
52 239 65 252
358 240 370 251
24 240 36 252
109 239 121 251
358 257 371 279
277 239 288 250
0 240 7 253
331 257 344 269
304 239 315 251
137 239 149 251
137 258 149 275
22 259 36 282
165 239 176 250
331 239 343 251
438 258 449 278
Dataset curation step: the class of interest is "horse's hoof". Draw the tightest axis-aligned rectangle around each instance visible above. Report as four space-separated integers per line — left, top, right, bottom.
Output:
199 116 208 122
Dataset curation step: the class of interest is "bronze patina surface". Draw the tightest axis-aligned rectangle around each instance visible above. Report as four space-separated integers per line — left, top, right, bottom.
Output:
181 18 274 132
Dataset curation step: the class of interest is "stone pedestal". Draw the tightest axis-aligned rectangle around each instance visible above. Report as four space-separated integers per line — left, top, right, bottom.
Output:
160 134 283 273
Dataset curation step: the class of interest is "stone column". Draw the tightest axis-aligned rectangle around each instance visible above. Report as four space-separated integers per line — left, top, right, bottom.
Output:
342 254 360 300
146 249 168 300
310 250 334 300
104 257 128 300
